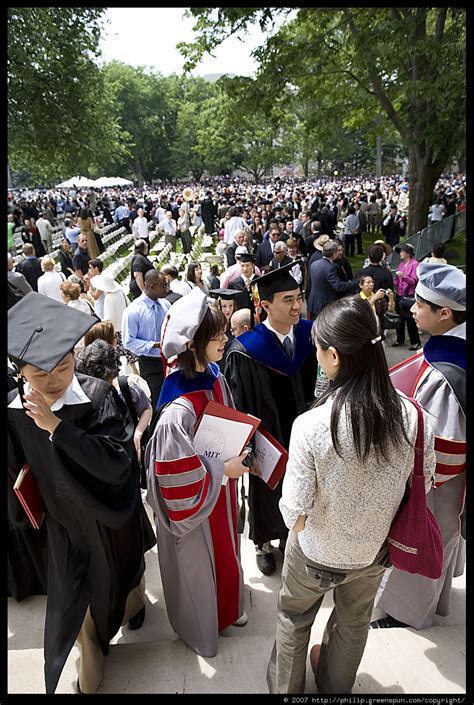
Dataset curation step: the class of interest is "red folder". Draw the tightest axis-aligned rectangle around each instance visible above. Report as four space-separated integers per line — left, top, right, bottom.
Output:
13 464 45 529
253 427 288 490
389 350 424 396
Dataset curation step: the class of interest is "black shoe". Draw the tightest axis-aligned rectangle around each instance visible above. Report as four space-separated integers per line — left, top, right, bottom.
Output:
256 551 276 575
128 605 146 630
391 342 403 347
409 343 422 351
369 616 409 629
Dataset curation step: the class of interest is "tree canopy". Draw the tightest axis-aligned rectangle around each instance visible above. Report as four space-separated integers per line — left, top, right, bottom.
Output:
7 7 127 182
8 6 465 234
179 7 466 233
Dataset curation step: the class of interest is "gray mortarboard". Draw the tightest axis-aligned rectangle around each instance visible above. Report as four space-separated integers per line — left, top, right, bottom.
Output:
415 263 466 311
208 288 241 301
253 260 301 301
160 286 209 361
8 292 95 372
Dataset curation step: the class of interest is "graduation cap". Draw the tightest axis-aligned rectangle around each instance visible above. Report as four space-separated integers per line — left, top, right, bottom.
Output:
8 292 95 373
238 252 255 263
253 260 301 301
160 286 209 361
208 289 241 301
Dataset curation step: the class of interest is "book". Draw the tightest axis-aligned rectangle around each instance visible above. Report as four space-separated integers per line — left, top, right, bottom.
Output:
193 399 261 485
13 464 45 529
253 427 288 490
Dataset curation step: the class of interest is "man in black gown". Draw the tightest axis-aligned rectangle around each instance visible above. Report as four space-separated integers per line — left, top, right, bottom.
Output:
8 294 155 694
225 263 317 575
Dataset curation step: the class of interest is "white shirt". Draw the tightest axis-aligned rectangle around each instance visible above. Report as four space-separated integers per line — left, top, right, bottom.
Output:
36 217 53 240
224 216 247 245
170 279 193 296
37 271 65 302
262 318 295 347
160 218 177 236
103 289 129 331
133 215 149 239
8 375 91 410
155 207 166 223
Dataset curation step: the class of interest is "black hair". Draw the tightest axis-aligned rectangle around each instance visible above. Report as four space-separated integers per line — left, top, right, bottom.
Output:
177 306 227 379
312 296 412 463
186 262 201 284
88 258 104 272
432 242 446 258
367 244 384 264
75 339 120 382
415 294 466 324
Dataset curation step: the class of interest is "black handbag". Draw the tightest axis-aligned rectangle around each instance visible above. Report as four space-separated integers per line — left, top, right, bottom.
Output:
382 311 401 329
398 295 416 310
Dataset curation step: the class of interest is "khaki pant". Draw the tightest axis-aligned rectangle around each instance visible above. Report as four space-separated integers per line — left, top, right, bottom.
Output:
267 531 387 694
76 577 146 694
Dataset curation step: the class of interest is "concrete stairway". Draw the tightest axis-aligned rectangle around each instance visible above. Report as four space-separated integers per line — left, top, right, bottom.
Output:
8 501 466 695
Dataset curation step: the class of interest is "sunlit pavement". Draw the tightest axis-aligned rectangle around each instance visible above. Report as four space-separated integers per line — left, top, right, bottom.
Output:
7 340 465 695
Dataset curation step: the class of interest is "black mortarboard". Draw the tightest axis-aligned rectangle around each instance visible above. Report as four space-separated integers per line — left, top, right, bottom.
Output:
208 289 242 301
254 260 301 300
8 292 95 372
237 253 255 263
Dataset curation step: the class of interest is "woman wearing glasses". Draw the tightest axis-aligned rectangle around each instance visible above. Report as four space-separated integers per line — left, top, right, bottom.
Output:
145 288 249 659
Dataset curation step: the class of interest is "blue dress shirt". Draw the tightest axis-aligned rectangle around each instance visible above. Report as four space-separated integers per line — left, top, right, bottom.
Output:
121 293 171 357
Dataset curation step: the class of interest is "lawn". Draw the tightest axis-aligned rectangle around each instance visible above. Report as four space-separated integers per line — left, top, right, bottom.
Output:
343 229 466 273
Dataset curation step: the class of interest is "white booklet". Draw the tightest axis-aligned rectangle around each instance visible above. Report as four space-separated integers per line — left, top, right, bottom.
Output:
194 415 255 486
254 430 283 484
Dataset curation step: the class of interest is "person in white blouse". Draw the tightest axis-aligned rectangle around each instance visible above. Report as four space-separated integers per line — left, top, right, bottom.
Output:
37 256 66 302
267 294 436 694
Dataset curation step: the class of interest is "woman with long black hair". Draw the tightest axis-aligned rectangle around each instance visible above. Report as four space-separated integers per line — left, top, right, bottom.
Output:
267 295 436 694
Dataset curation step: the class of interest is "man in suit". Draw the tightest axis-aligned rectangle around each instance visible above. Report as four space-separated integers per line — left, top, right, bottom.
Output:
226 230 246 268
269 241 292 270
255 226 282 272
307 240 359 319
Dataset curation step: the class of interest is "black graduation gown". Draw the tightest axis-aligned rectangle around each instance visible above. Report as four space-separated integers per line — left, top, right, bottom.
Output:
229 275 257 311
7 373 155 694
7 368 48 601
224 321 317 545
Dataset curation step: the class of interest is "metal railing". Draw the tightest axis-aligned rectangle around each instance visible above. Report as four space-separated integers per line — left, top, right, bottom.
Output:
389 210 466 270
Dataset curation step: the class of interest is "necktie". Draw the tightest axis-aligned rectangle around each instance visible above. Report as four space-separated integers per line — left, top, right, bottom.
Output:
283 336 294 357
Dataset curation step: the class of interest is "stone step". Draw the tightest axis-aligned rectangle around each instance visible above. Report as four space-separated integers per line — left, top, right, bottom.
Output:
8 624 465 694
8 500 465 694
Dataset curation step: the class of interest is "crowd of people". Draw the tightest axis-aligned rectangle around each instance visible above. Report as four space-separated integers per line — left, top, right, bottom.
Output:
7 172 466 695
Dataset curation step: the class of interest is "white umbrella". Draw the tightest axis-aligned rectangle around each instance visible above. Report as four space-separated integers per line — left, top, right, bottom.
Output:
56 176 96 188
113 177 134 186
91 176 114 187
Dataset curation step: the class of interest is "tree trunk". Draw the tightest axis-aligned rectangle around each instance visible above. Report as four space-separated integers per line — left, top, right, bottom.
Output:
134 155 144 187
375 135 382 179
301 157 309 178
407 148 442 236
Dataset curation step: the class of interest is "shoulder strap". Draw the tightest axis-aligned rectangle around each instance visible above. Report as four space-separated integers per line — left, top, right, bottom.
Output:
407 398 424 477
117 375 139 425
